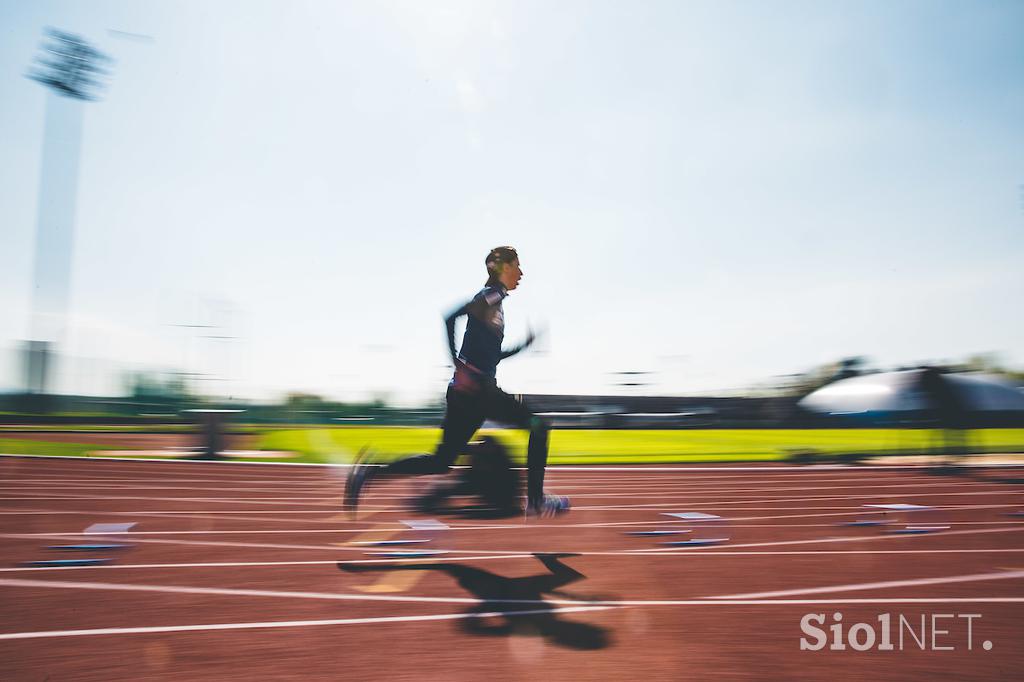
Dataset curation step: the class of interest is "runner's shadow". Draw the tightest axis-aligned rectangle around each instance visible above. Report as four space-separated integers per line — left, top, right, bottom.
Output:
338 553 611 650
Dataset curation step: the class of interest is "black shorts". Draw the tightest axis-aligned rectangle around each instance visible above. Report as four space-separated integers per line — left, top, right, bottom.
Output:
434 381 536 467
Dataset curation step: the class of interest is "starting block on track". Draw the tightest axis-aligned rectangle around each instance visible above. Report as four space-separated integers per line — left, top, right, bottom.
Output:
652 512 731 547
19 521 139 568
840 504 949 534
661 537 730 547
352 518 455 558
17 522 139 568
84 523 136 535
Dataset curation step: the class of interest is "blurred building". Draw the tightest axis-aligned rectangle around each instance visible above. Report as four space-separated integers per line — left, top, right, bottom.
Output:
523 394 790 429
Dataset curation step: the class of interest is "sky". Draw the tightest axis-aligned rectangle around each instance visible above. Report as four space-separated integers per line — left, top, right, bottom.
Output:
1 0 1022 405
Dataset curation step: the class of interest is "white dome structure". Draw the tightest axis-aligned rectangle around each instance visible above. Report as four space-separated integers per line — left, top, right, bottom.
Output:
799 369 1024 417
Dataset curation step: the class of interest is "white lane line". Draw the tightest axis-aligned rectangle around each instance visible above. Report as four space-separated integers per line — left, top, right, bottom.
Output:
641 524 1024 553
5 576 1024 615
339 480 1003 499
0 508 373 526
3 461 1005 487
0 495 339 507
0 556 539 572
566 502 1018 529
7 525 1024 561
534 597 1024 606
0 577 485 604
237 486 996 503
4 548 1024 574
0 533 414 553
544 464 1023 471
3 532 652 559
6 473 959 493
570 489 1022 512
708 570 1024 600
11 454 990 472
8 518 1024 539
548 471 957 480
0 501 1013 520
1 505 1017 546
0 454 329 468
0 475 996 497
0 504 1005 526
0 482 339 493
341 489 1020 513
2 471 1011 497
0 606 617 641
3 596 1024 642
2 475 1015 501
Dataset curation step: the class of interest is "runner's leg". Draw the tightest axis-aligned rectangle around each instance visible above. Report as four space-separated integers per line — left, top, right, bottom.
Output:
486 387 550 507
380 386 483 475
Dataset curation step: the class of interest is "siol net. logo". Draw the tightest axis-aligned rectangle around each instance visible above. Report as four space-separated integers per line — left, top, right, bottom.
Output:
799 612 992 652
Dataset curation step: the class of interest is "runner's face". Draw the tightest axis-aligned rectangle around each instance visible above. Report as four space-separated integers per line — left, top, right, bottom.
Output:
499 259 523 290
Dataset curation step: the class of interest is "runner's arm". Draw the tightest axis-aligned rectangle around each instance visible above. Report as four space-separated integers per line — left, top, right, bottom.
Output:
444 302 470 365
445 296 489 366
501 328 537 360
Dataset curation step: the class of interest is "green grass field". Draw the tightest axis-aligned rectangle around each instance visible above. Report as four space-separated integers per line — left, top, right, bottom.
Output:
254 427 1024 465
1 427 1022 465
0 438 131 459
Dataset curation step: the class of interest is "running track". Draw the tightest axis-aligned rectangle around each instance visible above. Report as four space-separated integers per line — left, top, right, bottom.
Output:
1 455 1022 681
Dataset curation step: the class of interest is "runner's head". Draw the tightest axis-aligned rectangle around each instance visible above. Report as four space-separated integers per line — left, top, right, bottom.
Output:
485 246 523 291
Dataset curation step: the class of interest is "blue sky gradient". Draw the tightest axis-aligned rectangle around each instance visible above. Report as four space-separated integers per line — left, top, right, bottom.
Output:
1 0 1021 403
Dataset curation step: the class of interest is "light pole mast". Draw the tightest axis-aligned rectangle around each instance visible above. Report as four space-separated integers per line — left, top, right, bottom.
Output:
23 28 111 400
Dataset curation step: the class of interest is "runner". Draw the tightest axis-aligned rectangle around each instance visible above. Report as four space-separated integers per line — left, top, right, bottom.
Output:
344 246 569 517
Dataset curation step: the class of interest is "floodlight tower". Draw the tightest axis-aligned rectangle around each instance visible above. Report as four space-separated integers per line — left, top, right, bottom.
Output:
23 29 111 396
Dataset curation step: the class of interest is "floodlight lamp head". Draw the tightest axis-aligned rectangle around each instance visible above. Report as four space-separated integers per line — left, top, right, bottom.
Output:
27 28 112 101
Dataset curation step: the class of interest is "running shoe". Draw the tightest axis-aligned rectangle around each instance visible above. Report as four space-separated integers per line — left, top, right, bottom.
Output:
526 493 571 518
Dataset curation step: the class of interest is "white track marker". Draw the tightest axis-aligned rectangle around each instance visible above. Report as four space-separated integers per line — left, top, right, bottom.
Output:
84 523 136 534
366 550 450 558
663 512 722 521
888 526 951 535
401 519 451 531
864 503 934 511
661 538 729 547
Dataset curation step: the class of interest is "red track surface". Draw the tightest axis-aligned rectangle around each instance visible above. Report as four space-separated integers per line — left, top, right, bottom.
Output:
1 456 1022 681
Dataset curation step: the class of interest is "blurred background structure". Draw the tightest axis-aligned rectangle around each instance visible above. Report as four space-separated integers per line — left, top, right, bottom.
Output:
20 28 110 407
